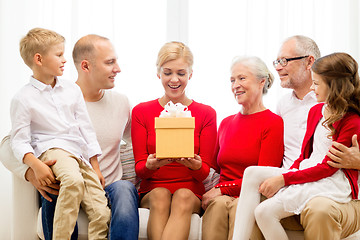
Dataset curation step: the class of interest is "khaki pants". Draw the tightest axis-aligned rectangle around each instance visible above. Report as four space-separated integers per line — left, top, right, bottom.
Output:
202 195 238 240
251 196 360 240
40 148 110 240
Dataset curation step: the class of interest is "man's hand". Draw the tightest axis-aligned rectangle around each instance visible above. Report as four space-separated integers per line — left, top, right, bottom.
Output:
201 187 222 210
25 159 59 202
327 134 360 170
259 175 285 198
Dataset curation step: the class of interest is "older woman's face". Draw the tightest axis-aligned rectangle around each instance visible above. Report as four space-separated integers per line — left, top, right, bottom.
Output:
230 63 264 106
158 57 192 101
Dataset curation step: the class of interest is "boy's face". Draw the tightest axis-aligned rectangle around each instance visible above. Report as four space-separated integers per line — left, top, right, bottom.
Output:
41 42 66 78
89 39 120 90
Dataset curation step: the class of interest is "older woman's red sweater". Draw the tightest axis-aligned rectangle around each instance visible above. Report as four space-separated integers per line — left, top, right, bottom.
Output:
212 109 284 197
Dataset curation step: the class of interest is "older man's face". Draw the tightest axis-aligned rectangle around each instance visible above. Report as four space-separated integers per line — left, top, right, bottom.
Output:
275 39 309 90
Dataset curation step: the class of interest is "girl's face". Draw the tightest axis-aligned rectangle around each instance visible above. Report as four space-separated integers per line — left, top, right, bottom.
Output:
230 63 265 107
311 71 329 103
158 58 192 102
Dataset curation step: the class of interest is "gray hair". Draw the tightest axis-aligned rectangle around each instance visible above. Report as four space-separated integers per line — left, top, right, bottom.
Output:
285 35 321 60
231 56 274 94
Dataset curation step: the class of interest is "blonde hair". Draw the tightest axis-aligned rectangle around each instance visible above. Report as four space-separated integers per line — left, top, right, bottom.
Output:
72 34 109 66
156 41 193 74
19 28 65 68
231 56 274 94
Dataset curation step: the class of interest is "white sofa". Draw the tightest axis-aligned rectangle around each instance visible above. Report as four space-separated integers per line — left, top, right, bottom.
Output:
9 170 320 240
4 135 360 240
12 173 300 240
10 168 360 240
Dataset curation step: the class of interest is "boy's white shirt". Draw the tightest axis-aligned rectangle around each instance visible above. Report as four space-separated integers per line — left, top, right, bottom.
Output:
10 76 101 164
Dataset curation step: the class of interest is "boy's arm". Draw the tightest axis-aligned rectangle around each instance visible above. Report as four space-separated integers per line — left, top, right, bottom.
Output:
89 155 105 188
23 152 56 186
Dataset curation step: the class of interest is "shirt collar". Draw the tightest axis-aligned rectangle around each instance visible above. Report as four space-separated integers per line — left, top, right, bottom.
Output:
291 90 317 102
30 76 63 91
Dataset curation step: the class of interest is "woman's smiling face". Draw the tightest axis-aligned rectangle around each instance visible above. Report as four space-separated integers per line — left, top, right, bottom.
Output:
158 57 192 102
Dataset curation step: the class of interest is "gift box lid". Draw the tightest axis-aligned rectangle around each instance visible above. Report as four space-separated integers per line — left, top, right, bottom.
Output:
155 117 195 129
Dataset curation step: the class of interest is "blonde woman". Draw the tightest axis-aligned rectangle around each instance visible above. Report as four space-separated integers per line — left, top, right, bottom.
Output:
131 41 217 240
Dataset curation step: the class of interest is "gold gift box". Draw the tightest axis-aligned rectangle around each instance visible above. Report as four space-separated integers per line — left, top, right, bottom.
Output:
155 117 195 158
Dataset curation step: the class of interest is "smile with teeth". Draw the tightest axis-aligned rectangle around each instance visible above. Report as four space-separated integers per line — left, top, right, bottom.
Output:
169 84 181 89
235 91 245 96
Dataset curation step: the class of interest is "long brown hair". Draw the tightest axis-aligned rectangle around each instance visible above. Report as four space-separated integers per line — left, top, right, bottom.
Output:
311 52 360 136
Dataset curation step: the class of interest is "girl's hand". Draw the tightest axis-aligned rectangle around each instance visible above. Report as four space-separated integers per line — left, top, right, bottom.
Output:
145 153 174 170
175 154 202 170
202 187 222 210
259 175 285 198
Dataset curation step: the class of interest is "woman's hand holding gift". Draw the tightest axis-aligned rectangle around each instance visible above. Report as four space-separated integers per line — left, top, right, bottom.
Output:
146 153 175 170
176 154 202 170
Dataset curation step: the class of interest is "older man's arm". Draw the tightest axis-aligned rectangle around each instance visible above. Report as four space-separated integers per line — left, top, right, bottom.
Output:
327 134 360 170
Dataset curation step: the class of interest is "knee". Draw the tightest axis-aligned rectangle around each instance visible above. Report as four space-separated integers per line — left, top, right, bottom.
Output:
244 165 258 177
254 203 270 224
92 205 111 225
301 197 339 225
111 180 136 191
60 175 84 193
172 188 198 212
243 166 261 185
149 187 172 210
206 196 228 213
106 180 138 198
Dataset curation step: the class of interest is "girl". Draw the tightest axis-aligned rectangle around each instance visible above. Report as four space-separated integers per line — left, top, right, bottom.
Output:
232 52 360 240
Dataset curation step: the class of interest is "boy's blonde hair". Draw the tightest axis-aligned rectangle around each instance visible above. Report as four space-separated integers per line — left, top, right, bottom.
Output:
19 28 65 68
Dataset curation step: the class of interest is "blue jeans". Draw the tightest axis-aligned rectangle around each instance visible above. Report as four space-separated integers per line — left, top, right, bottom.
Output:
41 180 139 240
105 180 139 240
41 194 78 240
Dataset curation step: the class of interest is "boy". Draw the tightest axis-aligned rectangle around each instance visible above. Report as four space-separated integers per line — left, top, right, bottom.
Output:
10 28 110 239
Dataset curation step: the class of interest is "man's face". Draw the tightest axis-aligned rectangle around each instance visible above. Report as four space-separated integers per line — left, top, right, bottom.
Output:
275 39 309 90
90 39 120 90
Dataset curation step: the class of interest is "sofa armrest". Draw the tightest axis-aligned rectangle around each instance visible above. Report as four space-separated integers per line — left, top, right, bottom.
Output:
12 174 39 240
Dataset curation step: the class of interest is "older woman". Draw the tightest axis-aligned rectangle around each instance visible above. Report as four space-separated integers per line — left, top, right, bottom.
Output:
131 41 217 240
201 56 284 240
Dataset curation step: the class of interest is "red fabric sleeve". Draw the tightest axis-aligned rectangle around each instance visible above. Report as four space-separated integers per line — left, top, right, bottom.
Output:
284 114 360 188
217 114 284 197
189 107 217 182
131 104 157 179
